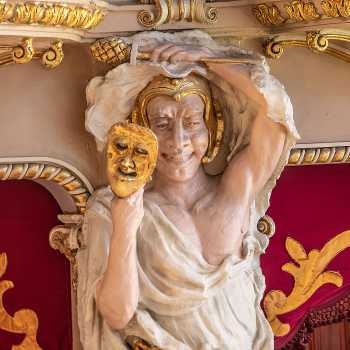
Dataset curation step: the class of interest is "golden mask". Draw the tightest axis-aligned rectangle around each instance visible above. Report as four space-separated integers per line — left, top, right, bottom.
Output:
130 74 224 163
106 122 158 198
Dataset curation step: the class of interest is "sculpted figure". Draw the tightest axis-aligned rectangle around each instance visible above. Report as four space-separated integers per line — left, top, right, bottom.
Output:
78 31 299 350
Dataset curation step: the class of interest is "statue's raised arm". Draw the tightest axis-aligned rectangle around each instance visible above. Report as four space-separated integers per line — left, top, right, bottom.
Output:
78 30 300 350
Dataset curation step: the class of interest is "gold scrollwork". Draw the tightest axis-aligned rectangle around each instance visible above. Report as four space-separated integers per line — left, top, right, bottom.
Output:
0 38 64 69
137 0 217 27
0 1 105 29
0 252 42 349
253 4 286 26
0 159 92 213
321 0 350 17
263 230 350 337
265 30 350 63
285 0 320 21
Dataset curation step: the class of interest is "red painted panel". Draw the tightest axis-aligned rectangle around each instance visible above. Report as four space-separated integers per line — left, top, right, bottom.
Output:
262 164 350 348
0 180 72 350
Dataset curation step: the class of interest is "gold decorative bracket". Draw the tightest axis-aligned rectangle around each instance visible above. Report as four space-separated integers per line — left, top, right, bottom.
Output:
0 38 64 69
263 230 350 337
0 252 42 349
265 29 350 64
137 0 218 27
49 214 84 290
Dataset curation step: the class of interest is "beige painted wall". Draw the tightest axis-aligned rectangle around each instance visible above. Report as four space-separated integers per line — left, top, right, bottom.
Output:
0 43 106 188
1 40 349 191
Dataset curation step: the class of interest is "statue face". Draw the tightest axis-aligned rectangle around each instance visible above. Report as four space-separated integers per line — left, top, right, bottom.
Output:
147 94 208 183
106 123 158 197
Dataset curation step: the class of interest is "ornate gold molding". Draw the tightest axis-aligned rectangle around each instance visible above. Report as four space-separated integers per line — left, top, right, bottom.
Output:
321 0 350 18
285 0 320 21
289 144 350 165
0 38 64 69
0 157 93 213
0 252 42 349
49 214 84 290
253 4 286 26
0 1 105 29
137 0 218 27
265 30 350 63
263 230 350 337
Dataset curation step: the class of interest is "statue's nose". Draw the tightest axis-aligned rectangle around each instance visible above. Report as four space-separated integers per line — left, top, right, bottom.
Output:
120 157 136 173
173 120 190 151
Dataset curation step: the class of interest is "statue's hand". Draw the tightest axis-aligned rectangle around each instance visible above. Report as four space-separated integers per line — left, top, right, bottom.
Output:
149 43 216 64
111 188 144 237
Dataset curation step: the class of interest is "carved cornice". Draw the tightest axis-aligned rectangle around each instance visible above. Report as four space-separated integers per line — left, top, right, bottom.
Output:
0 38 64 69
0 1 105 30
0 157 93 213
137 0 218 27
265 30 350 63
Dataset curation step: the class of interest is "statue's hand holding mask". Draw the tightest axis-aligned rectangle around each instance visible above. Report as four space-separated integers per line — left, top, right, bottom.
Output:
106 122 158 198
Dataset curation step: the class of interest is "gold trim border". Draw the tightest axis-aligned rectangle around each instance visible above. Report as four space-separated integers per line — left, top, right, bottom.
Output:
0 1 105 30
289 144 350 165
0 157 93 213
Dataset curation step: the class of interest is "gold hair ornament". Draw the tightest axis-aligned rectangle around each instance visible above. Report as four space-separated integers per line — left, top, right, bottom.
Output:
130 74 224 164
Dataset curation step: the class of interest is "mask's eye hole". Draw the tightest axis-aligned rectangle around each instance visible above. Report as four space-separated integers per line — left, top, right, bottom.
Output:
135 147 148 155
115 142 128 151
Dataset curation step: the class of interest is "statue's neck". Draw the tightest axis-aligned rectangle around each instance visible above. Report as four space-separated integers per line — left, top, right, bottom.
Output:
152 167 215 211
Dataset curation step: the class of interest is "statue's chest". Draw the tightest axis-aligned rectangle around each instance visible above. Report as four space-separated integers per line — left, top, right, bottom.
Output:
158 204 203 250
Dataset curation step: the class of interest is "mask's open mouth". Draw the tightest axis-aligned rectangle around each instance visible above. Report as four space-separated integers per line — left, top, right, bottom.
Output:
118 168 138 179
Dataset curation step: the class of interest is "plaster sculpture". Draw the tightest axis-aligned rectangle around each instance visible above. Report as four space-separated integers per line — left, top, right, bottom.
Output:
78 30 299 350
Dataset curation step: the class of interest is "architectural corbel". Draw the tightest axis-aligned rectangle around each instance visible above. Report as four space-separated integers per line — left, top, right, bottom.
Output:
0 38 64 69
49 214 84 290
265 29 350 63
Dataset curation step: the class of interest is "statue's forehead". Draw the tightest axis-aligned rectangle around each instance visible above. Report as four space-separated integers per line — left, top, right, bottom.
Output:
109 125 157 147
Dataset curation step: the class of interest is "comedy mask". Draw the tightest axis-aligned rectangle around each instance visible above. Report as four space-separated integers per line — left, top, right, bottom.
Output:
106 122 158 198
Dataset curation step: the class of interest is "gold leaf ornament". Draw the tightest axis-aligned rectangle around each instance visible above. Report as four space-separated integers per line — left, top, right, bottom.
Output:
0 252 42 349
263 230 350 337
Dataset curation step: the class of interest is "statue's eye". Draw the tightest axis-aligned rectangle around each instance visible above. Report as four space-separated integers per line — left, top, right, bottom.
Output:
115 142 128 151
135 147 148 155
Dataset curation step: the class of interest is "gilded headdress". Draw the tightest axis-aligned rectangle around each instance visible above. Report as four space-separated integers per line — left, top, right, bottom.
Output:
130 74 224 163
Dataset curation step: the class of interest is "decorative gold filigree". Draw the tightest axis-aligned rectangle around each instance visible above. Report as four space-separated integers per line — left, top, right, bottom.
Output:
0 252 42 349
321 0 350 17
257 215 276 237
289 145 350 165
0 1 105 29
0 159 92 213
0 38 64 69
49 214 84 290
265 30 350 63
126 336 161 349
285 0 320 21
263 230 350 337
137 0 217 27
253 4 285 26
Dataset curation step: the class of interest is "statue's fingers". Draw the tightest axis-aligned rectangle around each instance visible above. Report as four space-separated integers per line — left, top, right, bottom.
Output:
151 43 174 62
159 46 184 63
170 51 188 64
